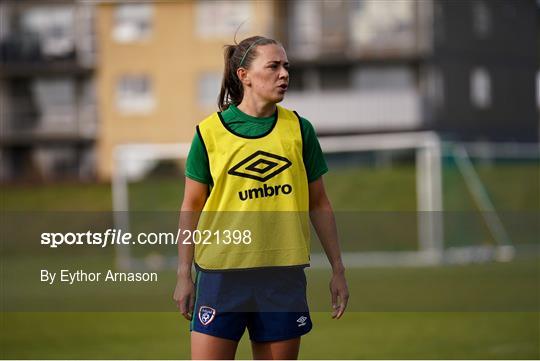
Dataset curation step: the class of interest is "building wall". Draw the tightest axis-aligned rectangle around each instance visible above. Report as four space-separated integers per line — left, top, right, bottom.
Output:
429 0 539 142
96 1 274 180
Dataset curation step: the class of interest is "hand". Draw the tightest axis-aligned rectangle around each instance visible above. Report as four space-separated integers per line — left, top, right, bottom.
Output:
173 277 195 320
329 271 349 319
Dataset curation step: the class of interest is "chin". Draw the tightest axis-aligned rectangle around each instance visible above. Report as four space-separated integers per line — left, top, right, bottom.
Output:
273 94 286 103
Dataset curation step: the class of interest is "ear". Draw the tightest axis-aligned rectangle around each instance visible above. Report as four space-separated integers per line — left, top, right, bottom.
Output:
236 67 251 87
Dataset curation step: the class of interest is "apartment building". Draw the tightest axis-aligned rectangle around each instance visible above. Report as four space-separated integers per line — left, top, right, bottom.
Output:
1 0 537 182
0 0 97 181
278 0 538 141
95 1 274 180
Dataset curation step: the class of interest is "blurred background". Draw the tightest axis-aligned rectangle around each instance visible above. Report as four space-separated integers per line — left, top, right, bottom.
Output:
0 0 539 359
0 0 537 182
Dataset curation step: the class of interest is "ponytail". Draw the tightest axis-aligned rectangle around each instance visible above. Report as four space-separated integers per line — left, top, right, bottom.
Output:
218 36 278 111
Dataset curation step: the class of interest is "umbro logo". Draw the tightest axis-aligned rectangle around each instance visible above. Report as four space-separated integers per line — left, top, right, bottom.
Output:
297 316 307 327
228 150 292 182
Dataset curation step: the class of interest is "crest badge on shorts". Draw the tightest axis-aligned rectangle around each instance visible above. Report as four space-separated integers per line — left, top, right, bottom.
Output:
198 306 216 326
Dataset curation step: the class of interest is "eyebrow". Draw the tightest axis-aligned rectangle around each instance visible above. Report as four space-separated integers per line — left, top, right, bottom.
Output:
267 60 289 65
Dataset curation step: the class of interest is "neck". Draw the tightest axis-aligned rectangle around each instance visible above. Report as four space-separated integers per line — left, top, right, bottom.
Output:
237 97 276 118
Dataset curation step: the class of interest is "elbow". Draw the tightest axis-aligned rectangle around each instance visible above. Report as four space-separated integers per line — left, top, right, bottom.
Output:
309 195 332 212
181 197 206 212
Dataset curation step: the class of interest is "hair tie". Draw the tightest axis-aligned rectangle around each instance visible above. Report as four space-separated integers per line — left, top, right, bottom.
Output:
239 38 265 67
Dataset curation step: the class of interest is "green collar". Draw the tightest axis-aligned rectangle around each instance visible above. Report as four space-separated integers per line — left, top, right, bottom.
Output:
227 104 276 123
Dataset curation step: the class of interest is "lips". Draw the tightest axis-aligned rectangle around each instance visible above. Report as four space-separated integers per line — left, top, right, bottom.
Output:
278 84 288 91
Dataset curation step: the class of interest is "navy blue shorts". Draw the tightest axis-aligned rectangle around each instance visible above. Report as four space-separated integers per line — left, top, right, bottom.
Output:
190 266 312 342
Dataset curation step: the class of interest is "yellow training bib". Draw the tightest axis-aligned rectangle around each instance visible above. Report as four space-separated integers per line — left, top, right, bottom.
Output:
194 105 310 270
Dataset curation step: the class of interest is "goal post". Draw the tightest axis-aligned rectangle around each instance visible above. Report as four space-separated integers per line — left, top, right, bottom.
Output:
318 132 444 266
112 143 191 270
111 131 447 269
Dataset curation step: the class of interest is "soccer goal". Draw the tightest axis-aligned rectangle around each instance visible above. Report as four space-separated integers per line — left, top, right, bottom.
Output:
111 132 529 270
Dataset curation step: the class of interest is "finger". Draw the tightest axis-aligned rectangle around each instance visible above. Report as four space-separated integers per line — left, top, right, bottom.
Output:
331 297 339 318
331 288 337 307
336 294 349 319
331 296 340 319
179 299 190 320
331 288 338 316
336 304 345 319
188 294 196 320
332 297 342 319
334 298 344 319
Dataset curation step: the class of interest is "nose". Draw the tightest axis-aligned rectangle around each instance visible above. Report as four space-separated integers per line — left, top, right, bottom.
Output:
279 65 289 81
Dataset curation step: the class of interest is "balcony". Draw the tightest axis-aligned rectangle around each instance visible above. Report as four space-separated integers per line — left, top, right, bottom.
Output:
1 99 97 145
0 33 94 77
280 0 434 65
0 3 96 76
282 89 422 135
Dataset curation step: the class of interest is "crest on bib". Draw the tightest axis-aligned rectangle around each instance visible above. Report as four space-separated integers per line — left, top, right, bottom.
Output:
198 306 216 326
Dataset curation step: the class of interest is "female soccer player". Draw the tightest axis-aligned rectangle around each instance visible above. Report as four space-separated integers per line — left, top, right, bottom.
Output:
174 35 349 360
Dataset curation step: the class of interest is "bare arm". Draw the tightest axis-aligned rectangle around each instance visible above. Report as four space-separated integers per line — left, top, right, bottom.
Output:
174 177 209 320
309 177 349 318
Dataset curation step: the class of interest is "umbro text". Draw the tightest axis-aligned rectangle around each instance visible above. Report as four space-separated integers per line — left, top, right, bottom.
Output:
238 183 293 201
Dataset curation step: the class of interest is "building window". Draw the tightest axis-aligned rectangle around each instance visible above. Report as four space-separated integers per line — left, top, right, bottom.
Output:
113 4 152 43
32 78 76 129
33 146 79 179
290 0 417 58
472 0 491 39
198 73 221 108
116 75 154 114
320 1 347 53
320 67 351 90
20 5 75 58
348 0 415 53
195 1 251 38
420 66 445 109
288 0 322 59
470 68 491 109
353 66 414 91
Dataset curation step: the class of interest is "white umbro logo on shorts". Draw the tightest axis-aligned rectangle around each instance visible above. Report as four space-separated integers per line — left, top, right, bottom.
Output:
296 316 307 327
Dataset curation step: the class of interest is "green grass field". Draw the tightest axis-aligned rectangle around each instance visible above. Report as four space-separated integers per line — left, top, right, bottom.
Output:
2 311 538 359
2 162 538 212
1 162 539 359
1 253 539 359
